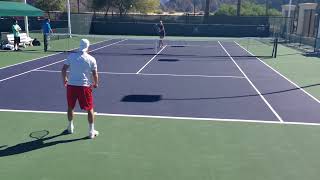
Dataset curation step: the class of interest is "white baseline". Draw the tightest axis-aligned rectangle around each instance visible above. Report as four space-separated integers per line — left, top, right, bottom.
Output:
0 109 318 126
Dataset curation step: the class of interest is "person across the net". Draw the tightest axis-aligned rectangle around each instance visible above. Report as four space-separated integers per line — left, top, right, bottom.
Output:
61 39 99 139
12 20 22 51
42 18 53 52
158 21 166 48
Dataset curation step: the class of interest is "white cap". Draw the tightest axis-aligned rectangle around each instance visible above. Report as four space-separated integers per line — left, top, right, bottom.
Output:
79 39 90 52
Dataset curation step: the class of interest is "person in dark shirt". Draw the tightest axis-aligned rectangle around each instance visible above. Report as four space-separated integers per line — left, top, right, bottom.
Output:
158 21 165 48
42 18 53 52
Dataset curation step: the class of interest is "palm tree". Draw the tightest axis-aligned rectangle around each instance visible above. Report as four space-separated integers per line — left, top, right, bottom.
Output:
237 0 241 16
204 0 210 23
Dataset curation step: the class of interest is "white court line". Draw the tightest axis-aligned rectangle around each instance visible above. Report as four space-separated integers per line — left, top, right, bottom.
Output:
138 73 245 79
235 41 320 105
218 41 283 123
116 43 219 48
0 60 66 82
136 45 167 74
0 39 127 83
0 108 319 126
0 38 112 70
33 69 246 79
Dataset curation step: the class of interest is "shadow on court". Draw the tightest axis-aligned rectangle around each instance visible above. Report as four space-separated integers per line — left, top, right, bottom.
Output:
134 48 155 50
158 59 180 62
122 95 162 102
121 83 320 102
0 130 88 157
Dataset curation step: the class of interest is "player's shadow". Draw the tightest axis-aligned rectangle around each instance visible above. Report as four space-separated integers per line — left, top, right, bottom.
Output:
0 130 88 157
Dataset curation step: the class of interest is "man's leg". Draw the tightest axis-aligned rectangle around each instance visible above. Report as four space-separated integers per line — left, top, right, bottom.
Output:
67 107 74 133
66 85 76 134
14 38 18 50
43 34 48 52
88 108 94 124
88 108 99 139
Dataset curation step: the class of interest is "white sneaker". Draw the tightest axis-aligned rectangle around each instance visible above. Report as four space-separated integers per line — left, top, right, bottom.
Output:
67 124 74 134
89 130 99 139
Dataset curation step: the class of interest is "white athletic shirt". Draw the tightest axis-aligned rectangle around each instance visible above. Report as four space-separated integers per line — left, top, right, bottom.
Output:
64 51 97 87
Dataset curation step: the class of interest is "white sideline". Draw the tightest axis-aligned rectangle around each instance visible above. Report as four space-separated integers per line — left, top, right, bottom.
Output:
235 41 320 105
0 39 127 83
218 41 283 123
0 38 112 70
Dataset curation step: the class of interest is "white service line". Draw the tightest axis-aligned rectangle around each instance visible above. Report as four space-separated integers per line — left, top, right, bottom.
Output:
0 38 112 70
0 39 127 83
33 69 246 79
88 39 127 52
136 45 167 74
235 41 320 105
218 41 283 123
138 73 246 79
115 43 219 48
0 108 319 126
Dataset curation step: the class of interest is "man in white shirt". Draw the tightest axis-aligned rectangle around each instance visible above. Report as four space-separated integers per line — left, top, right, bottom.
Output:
61 39 99 139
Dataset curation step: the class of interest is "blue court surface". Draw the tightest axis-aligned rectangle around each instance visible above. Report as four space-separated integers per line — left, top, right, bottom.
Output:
1 38 320 125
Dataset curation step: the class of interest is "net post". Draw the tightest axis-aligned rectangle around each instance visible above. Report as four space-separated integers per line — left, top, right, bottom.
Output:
273 37 278 58
24 0 29 36
67 0 72 38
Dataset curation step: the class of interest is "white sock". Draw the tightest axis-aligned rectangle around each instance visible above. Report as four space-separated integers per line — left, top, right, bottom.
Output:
89 123 94 132
69 120 74 128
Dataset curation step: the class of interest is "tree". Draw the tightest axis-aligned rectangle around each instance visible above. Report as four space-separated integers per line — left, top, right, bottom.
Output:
134 0 160 14
113 0 134 15
215 4 236 16
192 0 201 15
87 0 116 15
34 0 66 18
204 0 210 22
165 0 194 12
215 1 281 16
237 0 241 16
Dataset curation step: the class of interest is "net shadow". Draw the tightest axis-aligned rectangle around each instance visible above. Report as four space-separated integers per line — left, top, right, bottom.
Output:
120 83 320 102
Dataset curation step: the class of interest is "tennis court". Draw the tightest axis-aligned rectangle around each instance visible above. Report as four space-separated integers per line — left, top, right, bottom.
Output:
1 36 320 180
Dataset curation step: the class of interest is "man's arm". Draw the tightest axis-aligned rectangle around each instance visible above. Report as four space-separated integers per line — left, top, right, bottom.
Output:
49 24 53 34
92 70 99 88
61 64 69 87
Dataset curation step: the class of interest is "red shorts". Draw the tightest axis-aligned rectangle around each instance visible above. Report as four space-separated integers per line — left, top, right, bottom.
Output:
67 85 93 110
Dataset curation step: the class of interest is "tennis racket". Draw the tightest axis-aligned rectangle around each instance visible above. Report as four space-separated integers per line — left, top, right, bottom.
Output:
153 23 160 35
